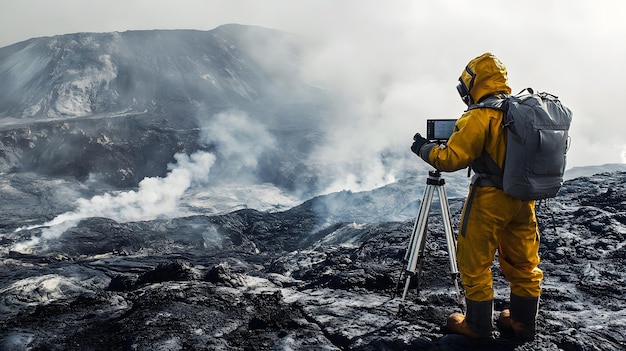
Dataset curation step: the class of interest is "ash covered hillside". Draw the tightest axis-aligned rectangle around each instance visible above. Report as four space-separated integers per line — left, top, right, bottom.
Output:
0 170 625 351
0 24 312 120
0 25 350 194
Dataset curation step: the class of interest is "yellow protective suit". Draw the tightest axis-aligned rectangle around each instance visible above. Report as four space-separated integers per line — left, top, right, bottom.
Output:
418 53 542 334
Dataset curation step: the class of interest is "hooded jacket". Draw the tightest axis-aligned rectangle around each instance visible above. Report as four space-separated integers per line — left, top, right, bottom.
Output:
419 54 543 324
420 53 512 174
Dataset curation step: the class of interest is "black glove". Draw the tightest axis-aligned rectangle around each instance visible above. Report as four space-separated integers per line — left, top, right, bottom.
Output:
411 133 428 156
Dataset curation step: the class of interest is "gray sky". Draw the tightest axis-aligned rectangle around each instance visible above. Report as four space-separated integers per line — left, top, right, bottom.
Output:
1 0 625 169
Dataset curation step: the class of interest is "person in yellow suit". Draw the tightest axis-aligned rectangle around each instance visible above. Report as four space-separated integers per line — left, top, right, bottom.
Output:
410 53 541 341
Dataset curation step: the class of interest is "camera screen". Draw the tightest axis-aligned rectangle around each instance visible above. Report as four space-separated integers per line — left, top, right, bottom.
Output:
426 119 457 141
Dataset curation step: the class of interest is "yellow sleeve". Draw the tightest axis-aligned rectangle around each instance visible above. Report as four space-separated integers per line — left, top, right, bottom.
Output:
427 111 489 172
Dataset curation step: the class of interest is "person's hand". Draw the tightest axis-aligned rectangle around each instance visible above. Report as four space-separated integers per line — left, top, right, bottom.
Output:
411 133 428 155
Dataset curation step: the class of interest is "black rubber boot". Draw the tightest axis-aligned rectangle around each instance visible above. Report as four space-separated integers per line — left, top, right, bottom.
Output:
447 299 493 338
497 294 539 341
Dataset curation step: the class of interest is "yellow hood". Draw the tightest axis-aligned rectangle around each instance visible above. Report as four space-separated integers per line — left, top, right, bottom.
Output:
460 53 511 103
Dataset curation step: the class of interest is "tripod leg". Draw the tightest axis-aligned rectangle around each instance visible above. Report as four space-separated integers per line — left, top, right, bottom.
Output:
392 213 420 298
400 184 435 302
415 215 429 289
393 195 428 298
437 185 463 305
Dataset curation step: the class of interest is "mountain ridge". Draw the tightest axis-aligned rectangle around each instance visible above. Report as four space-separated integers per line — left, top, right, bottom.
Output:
0 24 313 121
0 25 334 192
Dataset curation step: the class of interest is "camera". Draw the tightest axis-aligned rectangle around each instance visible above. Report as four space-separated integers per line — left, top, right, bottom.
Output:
426 119 456 142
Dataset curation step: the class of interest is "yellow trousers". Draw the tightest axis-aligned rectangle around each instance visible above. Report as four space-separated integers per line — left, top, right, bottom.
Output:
458 186 543 302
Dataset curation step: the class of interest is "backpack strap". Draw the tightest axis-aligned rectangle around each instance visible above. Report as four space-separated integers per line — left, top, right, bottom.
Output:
468 93 509 110
471 150 504 188
466 93 510 188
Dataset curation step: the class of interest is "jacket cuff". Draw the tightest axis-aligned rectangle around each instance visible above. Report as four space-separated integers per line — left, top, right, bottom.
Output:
419 143 436 164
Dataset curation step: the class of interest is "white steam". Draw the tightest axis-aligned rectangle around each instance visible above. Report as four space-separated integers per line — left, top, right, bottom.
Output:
13 151 216 251
12 109 301 252
191 109 300 209
199 109 277 184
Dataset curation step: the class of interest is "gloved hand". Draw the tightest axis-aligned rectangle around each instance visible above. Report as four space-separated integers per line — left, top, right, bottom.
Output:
411 133 428 156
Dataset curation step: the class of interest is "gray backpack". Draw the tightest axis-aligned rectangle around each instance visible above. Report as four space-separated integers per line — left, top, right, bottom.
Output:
471 88 573 200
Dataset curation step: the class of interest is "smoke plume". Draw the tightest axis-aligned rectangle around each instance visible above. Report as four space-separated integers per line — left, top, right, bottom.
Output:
13 151 216 251
199 109 277 185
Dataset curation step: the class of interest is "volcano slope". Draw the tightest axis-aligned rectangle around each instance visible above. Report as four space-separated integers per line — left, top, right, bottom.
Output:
0 172 625 351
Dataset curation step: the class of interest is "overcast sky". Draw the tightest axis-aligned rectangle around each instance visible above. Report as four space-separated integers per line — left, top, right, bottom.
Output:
1 0 625 169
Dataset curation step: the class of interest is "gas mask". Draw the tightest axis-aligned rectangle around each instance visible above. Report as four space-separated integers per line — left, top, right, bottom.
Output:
456 66 476 106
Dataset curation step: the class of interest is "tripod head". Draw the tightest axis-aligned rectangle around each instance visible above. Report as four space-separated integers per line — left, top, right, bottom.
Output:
427 169 445 186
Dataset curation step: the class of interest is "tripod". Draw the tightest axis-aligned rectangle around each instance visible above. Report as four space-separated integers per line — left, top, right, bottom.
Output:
398 170 462 305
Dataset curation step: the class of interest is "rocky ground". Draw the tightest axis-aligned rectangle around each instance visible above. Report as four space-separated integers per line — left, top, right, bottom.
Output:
1 172 625 351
